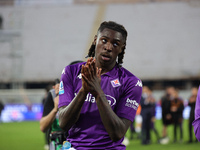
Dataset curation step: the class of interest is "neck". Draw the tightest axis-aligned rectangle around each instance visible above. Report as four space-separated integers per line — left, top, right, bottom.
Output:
96 61 116 75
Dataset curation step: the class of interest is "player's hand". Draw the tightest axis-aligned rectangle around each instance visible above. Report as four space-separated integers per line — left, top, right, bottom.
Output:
81 57 102 97
81 57 93 93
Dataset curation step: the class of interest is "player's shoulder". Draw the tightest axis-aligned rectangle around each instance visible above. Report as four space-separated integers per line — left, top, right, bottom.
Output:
119 66 142 86
61 61 85 75
67 61 85 70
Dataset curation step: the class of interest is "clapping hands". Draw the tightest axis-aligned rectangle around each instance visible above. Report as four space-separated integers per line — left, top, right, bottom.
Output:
81 57 102 97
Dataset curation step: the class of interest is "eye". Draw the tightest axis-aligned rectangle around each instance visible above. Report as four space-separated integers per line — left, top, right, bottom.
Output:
102 39 107 43
113 42 119 47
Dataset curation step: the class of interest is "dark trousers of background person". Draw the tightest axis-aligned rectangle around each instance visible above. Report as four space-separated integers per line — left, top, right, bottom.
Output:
173 119 183 142
189 118 194 142
141 112 151 145
151 122 160 143
188 116 197 143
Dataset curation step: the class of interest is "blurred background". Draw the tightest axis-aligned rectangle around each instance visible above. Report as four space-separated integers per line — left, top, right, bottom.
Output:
0 1 200 148
0 0 200 150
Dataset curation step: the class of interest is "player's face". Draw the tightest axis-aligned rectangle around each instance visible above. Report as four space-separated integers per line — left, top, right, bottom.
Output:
94 28 125 68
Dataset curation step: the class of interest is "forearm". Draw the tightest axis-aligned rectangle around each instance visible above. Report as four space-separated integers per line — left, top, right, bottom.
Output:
40 108 57 132
58 88 87 131
96 94 131 141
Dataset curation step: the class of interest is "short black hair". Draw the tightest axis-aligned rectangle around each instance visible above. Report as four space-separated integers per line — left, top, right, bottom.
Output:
87 21 128 67
97 21 127 42
54 78 60 85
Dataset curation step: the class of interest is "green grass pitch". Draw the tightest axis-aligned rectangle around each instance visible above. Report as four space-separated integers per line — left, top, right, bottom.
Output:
0 120 199 150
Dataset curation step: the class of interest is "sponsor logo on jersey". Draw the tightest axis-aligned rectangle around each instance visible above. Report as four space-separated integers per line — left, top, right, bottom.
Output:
135 80 142 87
125 98 139 110
59 81 64 94
111 78 121 88
74 93 116 106
106 94 116 106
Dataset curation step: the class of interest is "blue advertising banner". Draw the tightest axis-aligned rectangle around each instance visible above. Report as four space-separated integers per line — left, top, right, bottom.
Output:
1 104 43 122
0 104 190 123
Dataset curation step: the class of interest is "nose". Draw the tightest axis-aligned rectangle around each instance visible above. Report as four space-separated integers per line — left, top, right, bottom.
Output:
105 42 113 52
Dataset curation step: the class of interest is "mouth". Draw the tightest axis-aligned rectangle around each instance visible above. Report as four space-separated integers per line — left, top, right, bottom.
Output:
101 54 111 61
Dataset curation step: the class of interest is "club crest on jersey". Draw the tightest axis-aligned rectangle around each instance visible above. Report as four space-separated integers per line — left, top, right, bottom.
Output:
59 81 64 94
111 78 121 88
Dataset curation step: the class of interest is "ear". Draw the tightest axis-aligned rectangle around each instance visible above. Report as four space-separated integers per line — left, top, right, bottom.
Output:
120 44 125 53
93 35 97 45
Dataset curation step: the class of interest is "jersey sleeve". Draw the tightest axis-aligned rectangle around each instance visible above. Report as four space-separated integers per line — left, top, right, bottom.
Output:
115 78 142 122
192 86 200 141
58 65 75 108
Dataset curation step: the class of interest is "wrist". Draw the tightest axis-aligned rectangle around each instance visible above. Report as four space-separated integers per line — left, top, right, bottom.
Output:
79 88 88 96
53 107 58 113
95 91 105 99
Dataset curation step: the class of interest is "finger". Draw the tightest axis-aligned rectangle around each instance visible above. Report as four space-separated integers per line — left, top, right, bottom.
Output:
83 63 90 78
86 58 91 66
81 65 84 74
89 61 95 77
90 57 93 62
86 63 92 79
81 73 90 84
81 65 86 78
90 58 96 75
87 57 93 65
82 65 86 76
96 67 98 75
97 68 102 78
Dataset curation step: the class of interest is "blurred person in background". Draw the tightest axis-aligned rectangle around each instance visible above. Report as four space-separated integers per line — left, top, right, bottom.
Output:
160 86 174 144
188 87 198 143
58 21 142 150
140 86 158 145
41 84 53 150
0 99 4 123
170 88 184 143
129 104 142 141
0 15 3 29
192 85 200 142
40 79 66 150
42 84 53 106
129 120 136 140
140 86 152 145
148 87 160 143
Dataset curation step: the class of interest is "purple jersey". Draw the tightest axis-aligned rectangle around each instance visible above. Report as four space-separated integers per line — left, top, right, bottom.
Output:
192 86 200 141
58 62 142 149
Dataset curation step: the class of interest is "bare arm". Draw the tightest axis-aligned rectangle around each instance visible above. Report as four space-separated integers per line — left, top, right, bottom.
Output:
40 96 59 133
96 93 132 141
81 58 131 141
58 60 92 131
58 88 87 131
40 108 57 132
